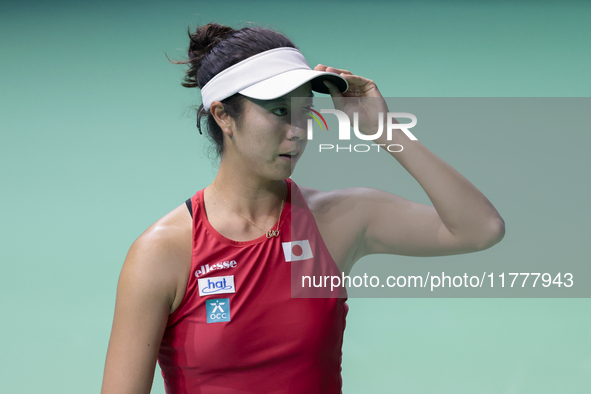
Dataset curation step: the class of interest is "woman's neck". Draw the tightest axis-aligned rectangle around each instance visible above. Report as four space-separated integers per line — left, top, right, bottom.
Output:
210 164 287 221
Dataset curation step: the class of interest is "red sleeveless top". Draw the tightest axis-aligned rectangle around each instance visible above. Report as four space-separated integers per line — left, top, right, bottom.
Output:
157 178 348 393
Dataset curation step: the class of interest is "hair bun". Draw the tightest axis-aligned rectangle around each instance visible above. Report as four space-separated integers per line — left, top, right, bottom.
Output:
179 23 235 88
189 23 235 59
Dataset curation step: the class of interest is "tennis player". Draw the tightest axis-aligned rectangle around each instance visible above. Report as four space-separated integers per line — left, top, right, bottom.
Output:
101 22 505 394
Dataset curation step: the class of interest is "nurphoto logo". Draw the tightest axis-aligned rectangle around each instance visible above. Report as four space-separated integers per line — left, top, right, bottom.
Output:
302 107 418 153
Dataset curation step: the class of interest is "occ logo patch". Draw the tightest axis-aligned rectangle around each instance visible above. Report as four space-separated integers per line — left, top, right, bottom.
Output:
206 298 231 323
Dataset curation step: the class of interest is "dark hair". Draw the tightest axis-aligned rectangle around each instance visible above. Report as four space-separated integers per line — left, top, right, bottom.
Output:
169 22 298 157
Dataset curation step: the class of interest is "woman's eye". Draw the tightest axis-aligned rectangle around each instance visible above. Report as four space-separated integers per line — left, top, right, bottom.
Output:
272 108 288 116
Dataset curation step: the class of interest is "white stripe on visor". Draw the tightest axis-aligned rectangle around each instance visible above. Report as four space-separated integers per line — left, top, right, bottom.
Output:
200 47 346 110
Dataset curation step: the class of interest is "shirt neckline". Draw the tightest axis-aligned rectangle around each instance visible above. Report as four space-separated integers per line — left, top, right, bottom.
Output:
197 178 293 247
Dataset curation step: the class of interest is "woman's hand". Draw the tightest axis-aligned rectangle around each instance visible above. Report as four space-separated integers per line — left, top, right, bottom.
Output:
314 64 389 138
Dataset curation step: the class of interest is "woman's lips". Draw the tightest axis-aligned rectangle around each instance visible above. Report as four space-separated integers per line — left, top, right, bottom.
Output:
279 153 299 161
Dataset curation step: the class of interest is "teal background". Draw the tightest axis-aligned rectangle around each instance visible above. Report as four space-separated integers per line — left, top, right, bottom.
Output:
1 1 589 393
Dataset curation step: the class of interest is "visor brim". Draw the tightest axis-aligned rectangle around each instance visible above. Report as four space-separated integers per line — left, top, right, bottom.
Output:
237 69 348 100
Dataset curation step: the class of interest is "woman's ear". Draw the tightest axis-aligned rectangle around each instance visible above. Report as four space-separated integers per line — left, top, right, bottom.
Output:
210 101 235 138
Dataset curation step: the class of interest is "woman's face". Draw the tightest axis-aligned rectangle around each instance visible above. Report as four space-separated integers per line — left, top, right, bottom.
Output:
226 82 313 180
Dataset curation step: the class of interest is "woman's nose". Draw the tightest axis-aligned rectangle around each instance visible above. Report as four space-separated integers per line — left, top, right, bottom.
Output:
288 111 309 141
287 123 307 141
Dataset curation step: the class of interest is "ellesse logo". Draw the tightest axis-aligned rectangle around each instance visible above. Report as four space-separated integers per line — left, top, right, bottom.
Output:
195 260 237 277
282 240 313 262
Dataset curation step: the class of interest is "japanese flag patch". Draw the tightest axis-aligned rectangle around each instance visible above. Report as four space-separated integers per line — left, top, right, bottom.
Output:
282 240 313 262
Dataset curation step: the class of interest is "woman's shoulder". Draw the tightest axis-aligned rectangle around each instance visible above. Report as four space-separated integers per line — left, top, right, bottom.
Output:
124 203 193 313
134 203 192 250
297 183 379 215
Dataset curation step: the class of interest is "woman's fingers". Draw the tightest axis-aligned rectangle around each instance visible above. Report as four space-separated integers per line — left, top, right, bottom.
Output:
341 73 371 87
314 64 353 75
323 80 344 101
315 64 381 98
323 80 347 109
315 64 371 89
327 67 353 75
323 80 341 95
339 74 379 97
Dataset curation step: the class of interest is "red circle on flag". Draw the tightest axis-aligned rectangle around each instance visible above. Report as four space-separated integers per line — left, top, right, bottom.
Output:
292 244 303 257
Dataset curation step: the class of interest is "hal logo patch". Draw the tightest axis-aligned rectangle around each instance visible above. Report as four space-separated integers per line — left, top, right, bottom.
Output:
206 298 231 323
282 240 313 262
198 275 236 296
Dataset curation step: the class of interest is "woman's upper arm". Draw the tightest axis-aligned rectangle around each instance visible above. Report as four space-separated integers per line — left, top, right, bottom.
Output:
337 187 504 259
359 189 463 257
101 231 178 394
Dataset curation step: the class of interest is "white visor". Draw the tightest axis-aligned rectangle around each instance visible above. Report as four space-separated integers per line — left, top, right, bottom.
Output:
200 47 348 110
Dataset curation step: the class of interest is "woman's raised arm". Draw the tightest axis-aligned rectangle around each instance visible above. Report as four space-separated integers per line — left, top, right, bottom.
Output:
315 65 505 265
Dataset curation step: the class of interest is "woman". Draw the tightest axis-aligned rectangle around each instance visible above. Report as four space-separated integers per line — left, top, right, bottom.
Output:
101 23 505 393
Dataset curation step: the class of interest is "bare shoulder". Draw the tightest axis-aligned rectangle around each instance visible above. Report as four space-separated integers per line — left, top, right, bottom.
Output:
126 203 193 313
298 184 386 219
298 184 405 238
